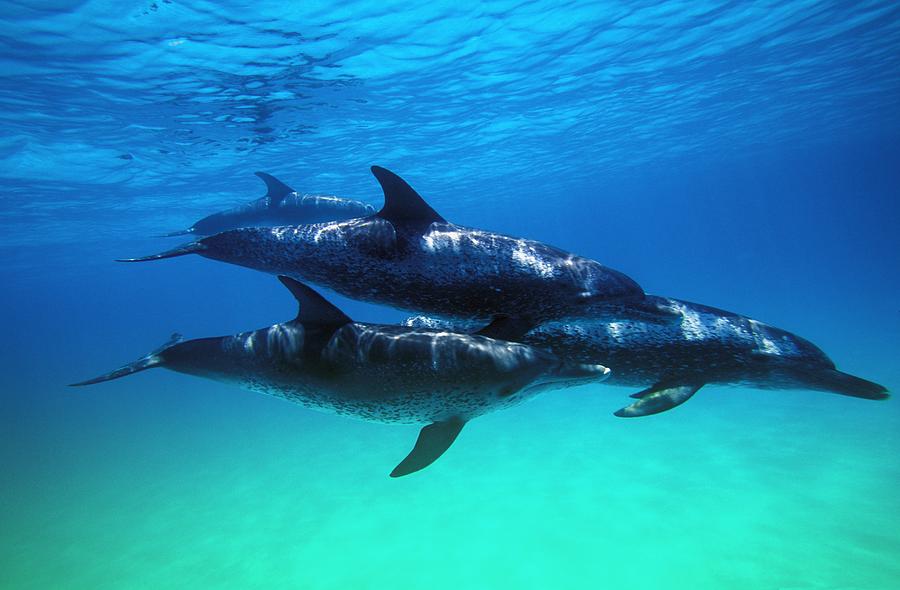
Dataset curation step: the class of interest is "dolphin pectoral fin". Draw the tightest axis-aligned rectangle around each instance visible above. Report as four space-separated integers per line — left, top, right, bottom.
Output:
615 384 703 417
628 380 680 399
255 171 295 207
390 417 466 478
371 166 446 228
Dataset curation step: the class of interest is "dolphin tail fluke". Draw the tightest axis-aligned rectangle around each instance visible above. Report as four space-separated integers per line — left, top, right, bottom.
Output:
390 417 465 477
69 333 183 386
116 242 206 262
814 369 888 400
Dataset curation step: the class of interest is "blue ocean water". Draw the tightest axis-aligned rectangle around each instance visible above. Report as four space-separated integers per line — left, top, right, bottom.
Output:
2 1 899 588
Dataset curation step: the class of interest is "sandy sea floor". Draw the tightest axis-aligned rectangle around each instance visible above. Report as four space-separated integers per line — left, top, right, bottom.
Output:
3 377 898 590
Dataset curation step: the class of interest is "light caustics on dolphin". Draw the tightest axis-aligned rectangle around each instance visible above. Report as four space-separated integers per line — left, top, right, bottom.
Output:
404 295 888 417
160 172 376 237
72 277 609 477
123 166 646 326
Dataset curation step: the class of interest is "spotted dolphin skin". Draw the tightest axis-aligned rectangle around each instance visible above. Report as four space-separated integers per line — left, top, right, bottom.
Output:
161 172 376 237
72 277 609 476
126 166 644 325
405 295 888 417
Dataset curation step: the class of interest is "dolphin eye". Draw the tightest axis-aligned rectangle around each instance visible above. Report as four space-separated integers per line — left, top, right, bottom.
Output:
498 385 517 397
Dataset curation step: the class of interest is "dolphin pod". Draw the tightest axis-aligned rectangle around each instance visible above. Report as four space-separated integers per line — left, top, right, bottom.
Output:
404 295 888 416
75 165 888 476
73 277 609 476
160 172 376 237
122 166 645 326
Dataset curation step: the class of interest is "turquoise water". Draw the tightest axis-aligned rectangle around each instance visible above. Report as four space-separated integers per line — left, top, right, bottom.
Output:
2 1 899 588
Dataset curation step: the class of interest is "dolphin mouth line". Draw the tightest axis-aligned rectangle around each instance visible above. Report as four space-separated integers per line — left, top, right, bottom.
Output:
554 362 611 381
155 228 195 238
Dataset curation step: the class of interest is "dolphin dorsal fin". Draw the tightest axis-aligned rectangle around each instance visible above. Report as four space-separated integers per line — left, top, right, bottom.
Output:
371 166 446 227
277 276 352 326
255 172 295 207
473 315 535 342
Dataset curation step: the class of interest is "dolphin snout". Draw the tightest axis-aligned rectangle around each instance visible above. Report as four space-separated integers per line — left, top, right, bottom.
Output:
548 362 611 386
155 228 195 238
560 362 611 379
522 361 609 395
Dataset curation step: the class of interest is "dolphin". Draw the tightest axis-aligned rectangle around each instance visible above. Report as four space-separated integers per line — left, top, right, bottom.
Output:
161 172 376 237
71 277 610 476
123 166 646 326
404 295 888 417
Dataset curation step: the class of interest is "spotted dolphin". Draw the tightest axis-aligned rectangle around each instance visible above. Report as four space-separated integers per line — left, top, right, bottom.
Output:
405 295 888 417
72 277 609 476
125 166 646 325
161 172 376 237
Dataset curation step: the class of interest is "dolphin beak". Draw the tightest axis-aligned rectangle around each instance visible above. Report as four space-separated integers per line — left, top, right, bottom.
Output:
116 241 206 262
543 362 611 390
557 363 611 381
524 362 610 395
155 228 194 238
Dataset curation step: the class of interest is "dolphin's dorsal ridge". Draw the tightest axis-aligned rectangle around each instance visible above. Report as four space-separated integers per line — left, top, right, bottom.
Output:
390 417 465 477
255 172 295 207
371 166 446 227
278 276 352 327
